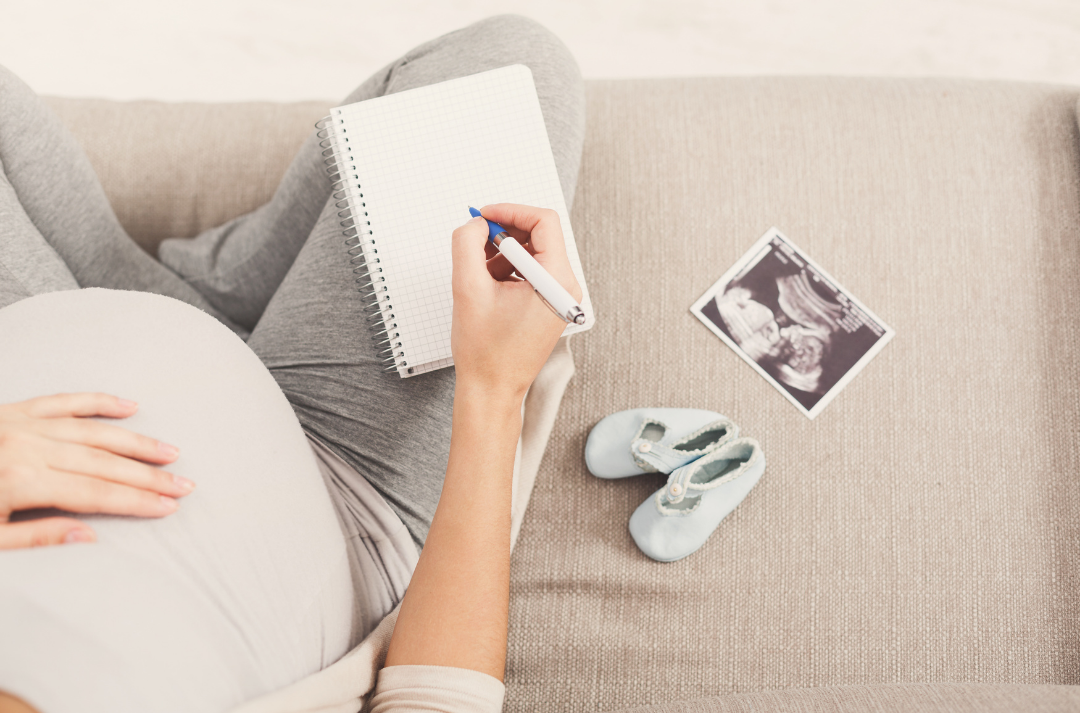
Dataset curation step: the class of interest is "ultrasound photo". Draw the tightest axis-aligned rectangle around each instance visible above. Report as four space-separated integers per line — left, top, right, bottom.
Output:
691 228 894 419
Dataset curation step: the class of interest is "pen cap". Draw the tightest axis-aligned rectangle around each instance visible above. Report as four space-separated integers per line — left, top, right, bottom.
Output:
469 206 508 243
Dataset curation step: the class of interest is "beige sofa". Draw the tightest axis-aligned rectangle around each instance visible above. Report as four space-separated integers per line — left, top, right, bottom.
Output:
45 76 1080 712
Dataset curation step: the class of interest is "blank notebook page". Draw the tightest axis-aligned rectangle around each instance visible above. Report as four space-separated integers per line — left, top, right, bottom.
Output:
330 64 592 378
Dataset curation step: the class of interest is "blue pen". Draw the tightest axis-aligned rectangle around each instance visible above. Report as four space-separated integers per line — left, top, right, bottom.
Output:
469 207 586 325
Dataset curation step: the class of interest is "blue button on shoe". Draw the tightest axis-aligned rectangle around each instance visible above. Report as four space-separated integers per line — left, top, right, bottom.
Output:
585 408 739 479
629 437 765 562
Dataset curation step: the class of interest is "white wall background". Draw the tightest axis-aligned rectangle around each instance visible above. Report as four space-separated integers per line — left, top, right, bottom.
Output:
2 0 1079 102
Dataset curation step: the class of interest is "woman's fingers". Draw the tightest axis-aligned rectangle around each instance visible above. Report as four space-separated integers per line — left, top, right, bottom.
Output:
16 468 180 518
480 204 568 260
452 216 498 293
36 417 178 464
479 203 548 233
0 395 187 540
44 440 193 498
487 253 516 281
485 240 537 282
480 204 581 301
482 226 532 258
16 393 138 420
0 518 95 550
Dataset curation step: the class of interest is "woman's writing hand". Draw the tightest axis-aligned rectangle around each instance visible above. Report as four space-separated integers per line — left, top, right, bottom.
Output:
450 204 582 401
0 393 192 549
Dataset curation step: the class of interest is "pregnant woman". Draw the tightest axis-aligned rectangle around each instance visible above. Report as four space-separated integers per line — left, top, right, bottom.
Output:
0 15 584 713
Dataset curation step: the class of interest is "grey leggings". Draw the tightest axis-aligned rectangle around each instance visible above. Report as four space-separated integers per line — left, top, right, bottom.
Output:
0 14 585 547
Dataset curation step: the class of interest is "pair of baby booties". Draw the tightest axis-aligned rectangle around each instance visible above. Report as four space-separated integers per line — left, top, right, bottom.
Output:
584 408 766 562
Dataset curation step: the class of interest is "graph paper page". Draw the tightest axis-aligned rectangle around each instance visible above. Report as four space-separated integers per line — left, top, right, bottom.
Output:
330 64 592 377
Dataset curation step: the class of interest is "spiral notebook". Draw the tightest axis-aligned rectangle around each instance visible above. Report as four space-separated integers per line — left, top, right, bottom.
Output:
318 64 594 378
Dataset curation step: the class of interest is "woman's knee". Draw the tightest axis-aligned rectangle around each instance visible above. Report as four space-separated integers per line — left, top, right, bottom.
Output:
404 14 583 99
461 15 583 91
0 64 29 98
466 15 576 61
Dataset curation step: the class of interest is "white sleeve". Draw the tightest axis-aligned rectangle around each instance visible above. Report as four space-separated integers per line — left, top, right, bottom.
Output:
370 665 506 713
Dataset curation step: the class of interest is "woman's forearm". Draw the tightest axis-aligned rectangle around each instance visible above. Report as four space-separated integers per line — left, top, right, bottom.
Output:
384 381 522 679
385 203 583 678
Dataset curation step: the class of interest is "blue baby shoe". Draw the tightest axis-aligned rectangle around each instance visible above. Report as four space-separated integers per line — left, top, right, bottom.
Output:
585 408 738 479
629 437 765 562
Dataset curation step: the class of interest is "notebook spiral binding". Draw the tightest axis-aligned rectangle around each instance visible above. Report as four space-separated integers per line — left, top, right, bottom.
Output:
316 116 410 374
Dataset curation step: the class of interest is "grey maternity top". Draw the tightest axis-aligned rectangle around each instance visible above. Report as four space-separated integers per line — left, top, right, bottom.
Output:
0 289 504 713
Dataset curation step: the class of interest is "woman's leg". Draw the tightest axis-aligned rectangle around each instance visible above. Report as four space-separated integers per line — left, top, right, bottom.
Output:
0 66 247 335
0 165 78 311
244 15 586 547
158 13 586 335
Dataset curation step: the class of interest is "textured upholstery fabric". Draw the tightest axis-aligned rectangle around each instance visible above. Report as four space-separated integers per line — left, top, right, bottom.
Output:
505 77 1080 711
618 684 1080 713
43 77 1080 712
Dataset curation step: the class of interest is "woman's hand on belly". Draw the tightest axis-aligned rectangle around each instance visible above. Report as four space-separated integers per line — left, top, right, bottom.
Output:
0 392 194 549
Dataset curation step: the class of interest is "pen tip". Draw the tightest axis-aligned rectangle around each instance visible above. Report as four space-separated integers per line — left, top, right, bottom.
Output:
468 206 482 218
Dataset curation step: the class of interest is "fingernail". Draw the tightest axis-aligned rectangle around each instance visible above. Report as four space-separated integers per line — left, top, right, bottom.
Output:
468 216 485 224
159 496 178 512
116 398 138 409
173 474 195 493
63 529 95 544
158 442 179 458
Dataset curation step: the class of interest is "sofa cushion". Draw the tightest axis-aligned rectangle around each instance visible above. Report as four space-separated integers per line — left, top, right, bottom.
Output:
506 77 1080 711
